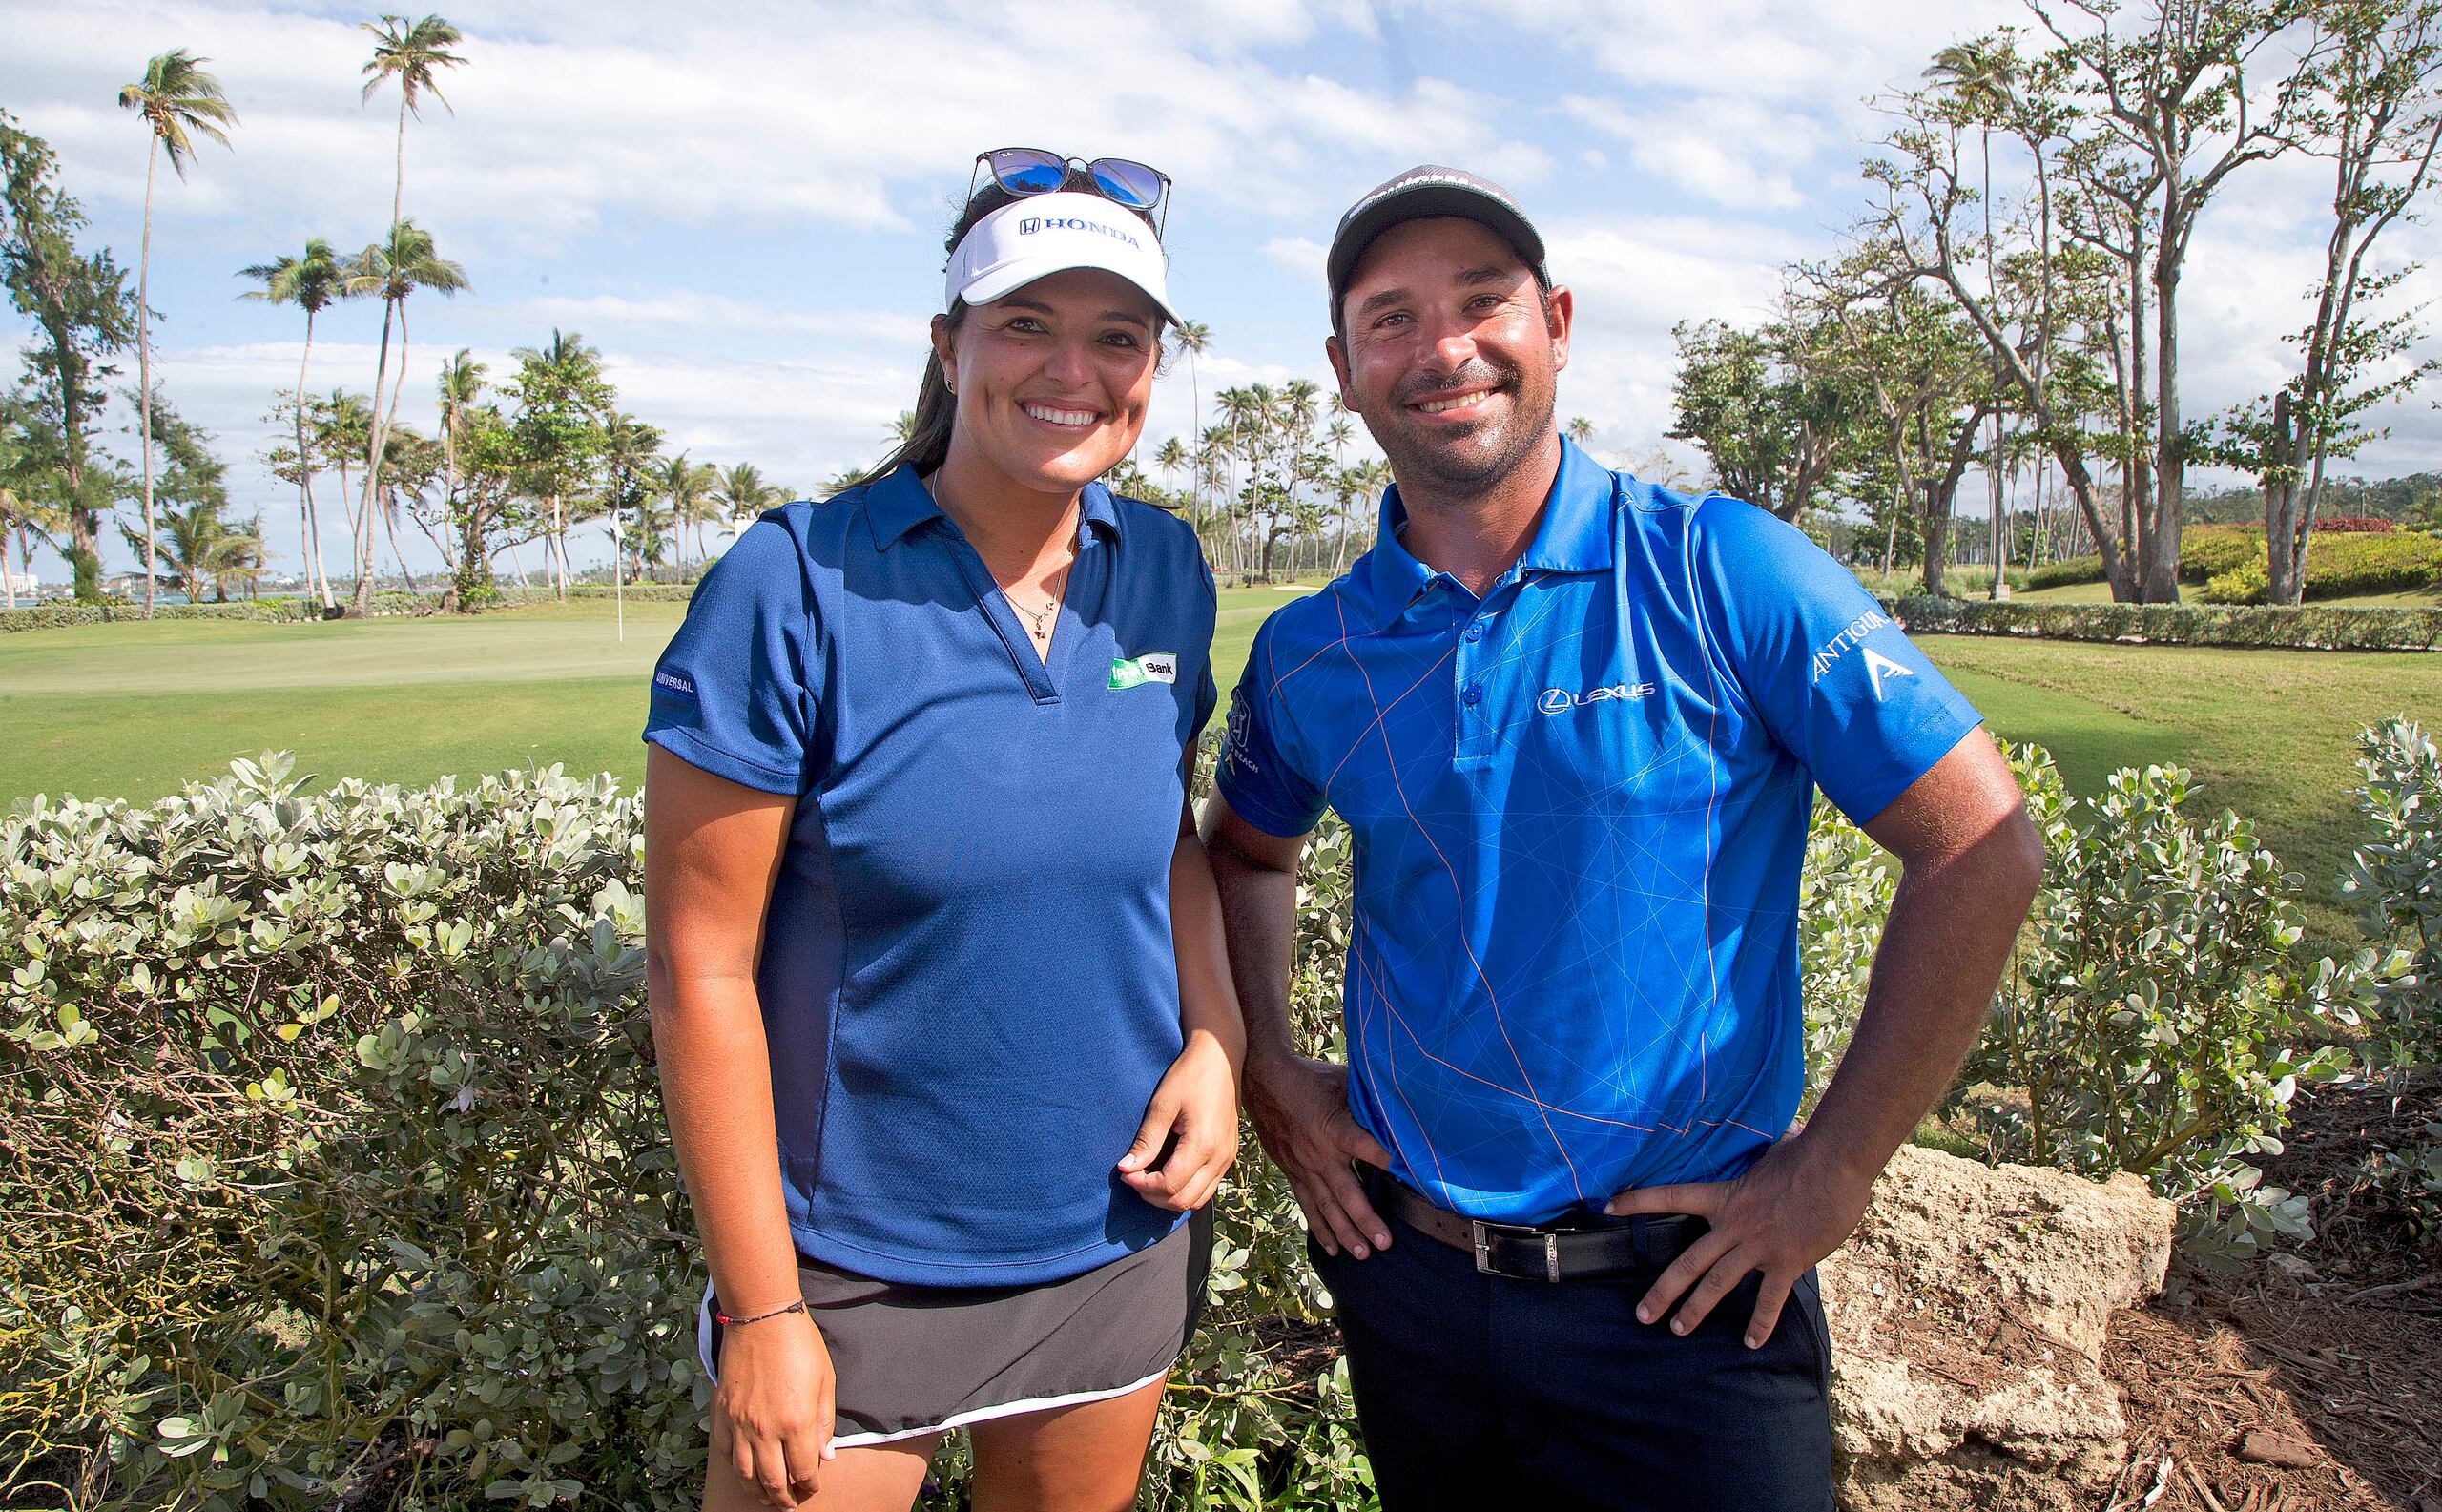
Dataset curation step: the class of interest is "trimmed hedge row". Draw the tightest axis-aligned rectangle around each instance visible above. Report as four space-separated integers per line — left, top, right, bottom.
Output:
0 594 451 635
0 585 706 634
486 584 700 607
1890 594 2442 651
2028 523 2442 598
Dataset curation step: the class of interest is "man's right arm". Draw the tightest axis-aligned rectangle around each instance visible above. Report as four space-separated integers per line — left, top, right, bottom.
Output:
1201 792 1395 1257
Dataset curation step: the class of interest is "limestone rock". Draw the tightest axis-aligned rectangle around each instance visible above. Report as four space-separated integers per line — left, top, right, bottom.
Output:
1825 1143 2174 1512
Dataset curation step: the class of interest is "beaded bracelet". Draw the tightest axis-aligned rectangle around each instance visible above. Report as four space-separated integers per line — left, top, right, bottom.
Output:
713 1298 807 1329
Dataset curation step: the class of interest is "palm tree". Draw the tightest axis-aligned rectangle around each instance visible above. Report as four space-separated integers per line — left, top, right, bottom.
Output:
1153 436 1188 506
119 498 253 604
436 347 483 507
241 238 343 611
362 14 464 237
590 411 661 632
355 13 463 611
654 453 716 574
315 388 375 591
1173 319 1211 514
118 49 237 619
714 462 776 541
342 220 468 613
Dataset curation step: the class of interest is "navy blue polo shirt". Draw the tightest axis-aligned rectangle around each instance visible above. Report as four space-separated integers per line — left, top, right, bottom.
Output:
1217 437 1980 1226
644 465 1217 1286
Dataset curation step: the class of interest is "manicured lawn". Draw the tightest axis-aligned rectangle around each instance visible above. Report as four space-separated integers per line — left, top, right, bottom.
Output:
4 590 2428 947
1922 635 2435 949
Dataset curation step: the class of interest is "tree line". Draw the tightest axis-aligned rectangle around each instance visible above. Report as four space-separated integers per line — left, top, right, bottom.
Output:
1666 0 2442 604
0 16 797 617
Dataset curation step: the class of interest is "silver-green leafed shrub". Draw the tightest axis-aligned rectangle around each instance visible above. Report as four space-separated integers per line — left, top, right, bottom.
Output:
1967 752 2385 1256
1796 802 1894 1105
2343 717 2442 1076
2342 718 2442 1241
0 755 699 1510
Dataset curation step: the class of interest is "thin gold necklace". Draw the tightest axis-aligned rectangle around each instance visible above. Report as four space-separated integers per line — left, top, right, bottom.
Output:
1007 559 1071 642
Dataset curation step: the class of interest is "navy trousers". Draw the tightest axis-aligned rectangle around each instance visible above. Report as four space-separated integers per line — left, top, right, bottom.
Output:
1311 1204 1834 1512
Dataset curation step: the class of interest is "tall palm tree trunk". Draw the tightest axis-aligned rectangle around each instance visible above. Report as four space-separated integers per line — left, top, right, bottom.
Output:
354 300 397 615
348 82 416 617
137 142 158 618
295 308 334 610
378 300 416 594
382 486 417 591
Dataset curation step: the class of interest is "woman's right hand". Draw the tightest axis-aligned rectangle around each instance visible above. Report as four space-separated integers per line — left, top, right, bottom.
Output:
709 1311 837 1509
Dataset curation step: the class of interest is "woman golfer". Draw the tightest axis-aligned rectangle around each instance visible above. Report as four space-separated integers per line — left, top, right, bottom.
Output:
643 149 1240 1511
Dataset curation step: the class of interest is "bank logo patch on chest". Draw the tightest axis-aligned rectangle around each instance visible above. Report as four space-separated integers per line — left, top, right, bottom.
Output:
1108 652 1179 689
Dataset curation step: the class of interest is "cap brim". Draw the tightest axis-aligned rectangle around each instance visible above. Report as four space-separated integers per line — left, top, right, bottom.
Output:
1328 185 1547 297
960 259 1185 328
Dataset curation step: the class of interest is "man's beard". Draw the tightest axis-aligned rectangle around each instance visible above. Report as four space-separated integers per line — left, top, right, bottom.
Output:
1375 357 1556 493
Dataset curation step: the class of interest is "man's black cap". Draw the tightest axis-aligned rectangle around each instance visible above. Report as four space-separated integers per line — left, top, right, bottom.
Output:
1326 164 1549 305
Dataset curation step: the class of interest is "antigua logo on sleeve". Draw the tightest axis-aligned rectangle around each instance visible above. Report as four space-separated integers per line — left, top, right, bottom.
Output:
1108 652 1179 689
1861 647 1914 702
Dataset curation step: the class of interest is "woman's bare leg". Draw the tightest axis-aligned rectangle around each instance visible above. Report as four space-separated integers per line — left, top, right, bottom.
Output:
701 1434 941 1512
967 1375 1168 1512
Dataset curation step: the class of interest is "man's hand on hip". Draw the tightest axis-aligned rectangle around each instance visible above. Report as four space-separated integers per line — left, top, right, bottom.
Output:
1246 1052 1395 1259
1604 1131 1875 1350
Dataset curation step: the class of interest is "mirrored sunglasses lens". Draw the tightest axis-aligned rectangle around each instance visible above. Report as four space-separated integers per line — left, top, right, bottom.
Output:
1091 159 1163 208
989 149 1066 194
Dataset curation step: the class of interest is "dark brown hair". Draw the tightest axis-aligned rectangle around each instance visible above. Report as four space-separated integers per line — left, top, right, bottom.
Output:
868 168 1165 482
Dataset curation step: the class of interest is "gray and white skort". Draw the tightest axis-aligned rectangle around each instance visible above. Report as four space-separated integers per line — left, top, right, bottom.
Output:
699 1207 1212 1448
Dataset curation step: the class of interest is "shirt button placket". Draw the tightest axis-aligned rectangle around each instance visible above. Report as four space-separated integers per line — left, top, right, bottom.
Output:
1454 612 1494 770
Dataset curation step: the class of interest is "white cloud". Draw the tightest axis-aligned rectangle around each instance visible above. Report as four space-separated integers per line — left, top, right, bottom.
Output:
1559 94 1820 212
6 0 1553 259
1260 237 1328 280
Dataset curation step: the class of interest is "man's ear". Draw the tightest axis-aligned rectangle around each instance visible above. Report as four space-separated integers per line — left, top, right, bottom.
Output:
1325 334 1359 415
1545 284 1573 376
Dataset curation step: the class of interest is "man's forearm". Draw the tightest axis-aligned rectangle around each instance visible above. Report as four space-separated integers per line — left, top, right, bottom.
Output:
1803 811 2043 1186
1203 839 1305 1071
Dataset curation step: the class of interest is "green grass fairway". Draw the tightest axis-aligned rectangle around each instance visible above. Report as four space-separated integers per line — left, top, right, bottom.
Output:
4 590 2429 945
1921 635 2435 947
1 601 690 803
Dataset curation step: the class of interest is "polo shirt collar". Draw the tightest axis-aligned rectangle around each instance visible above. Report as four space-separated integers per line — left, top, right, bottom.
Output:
1357 433 1614 628
867 464 1125 550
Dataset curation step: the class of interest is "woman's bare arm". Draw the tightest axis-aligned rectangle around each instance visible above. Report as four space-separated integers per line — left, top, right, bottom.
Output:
644 745 832 1506
1116 797 1247 1211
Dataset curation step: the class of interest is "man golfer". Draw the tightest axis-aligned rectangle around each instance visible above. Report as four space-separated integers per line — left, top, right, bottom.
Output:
1200 165 2045 1510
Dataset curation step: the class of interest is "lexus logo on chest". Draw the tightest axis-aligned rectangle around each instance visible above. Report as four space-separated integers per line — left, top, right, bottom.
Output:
1538 682 1656 715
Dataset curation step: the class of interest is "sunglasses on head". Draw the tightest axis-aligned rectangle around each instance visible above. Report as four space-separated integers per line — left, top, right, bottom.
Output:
970 148 1170 236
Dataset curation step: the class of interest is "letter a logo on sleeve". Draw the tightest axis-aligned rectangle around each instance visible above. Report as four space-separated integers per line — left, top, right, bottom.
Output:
1109 652 1179 689
1861 647 1914 702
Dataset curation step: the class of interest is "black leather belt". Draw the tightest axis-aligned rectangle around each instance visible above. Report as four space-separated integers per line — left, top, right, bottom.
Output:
1370 1169 1706 1282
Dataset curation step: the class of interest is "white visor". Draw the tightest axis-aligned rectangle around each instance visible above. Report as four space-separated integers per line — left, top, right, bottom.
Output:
943 192 1181 326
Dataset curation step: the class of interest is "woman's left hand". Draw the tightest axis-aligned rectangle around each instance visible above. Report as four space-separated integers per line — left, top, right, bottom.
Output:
1116 1029 1238 1211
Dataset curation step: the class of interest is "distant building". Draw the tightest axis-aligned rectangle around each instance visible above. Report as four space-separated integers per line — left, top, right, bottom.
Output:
3 570 33 597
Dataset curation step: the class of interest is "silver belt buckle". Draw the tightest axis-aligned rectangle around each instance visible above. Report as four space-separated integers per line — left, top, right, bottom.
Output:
1470 1219 1562 1281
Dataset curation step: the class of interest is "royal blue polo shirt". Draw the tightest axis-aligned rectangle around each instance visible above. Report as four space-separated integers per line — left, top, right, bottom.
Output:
643 464 1217 1286
1217 437 1980 1226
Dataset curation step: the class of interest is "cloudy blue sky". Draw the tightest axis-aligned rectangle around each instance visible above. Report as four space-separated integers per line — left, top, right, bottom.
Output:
7 0 2437 584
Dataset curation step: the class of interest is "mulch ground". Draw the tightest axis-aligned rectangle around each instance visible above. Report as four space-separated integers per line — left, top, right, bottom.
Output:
2096 1075 2442 1512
